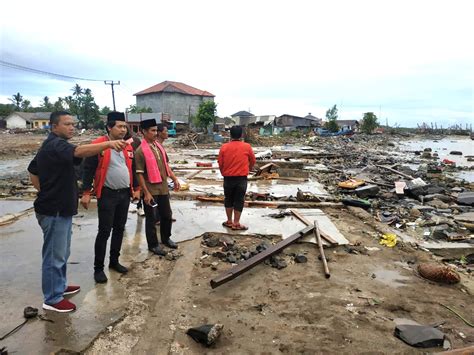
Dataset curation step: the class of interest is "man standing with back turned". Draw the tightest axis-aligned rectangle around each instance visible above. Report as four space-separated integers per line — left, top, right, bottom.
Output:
218 125 256 230
28 111 127 312
80 112 141 284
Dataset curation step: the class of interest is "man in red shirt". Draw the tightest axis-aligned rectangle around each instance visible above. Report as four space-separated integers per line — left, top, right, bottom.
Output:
218 126 256 230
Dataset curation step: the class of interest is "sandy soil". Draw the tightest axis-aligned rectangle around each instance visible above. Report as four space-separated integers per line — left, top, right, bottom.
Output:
0 132 94 159
85 208 474 354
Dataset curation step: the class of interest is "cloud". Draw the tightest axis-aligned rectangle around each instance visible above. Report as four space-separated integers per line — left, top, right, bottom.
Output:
1 0 472 127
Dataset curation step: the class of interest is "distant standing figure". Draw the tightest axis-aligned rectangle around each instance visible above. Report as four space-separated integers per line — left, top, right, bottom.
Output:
218 125 256 230
124 126 145 217
28 111 127 313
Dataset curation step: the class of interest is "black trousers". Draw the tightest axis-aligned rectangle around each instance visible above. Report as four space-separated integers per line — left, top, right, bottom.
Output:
95 187 130 271
223 176 248 212
144 194 172 248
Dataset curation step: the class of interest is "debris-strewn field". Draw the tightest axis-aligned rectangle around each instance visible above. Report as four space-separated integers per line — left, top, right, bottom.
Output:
0 131 473 354
86 208 474 354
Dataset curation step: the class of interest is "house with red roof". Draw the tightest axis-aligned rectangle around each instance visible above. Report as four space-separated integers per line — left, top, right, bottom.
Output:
134 81 215 123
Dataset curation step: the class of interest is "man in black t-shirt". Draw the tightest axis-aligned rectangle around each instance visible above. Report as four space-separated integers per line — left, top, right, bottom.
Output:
28 111 127 313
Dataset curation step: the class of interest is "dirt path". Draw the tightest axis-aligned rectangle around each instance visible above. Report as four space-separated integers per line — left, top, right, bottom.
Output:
84 209 473 354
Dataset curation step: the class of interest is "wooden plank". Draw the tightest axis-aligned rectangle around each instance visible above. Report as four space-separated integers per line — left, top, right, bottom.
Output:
186 169 204 179
375 164 414 180
290 209 338 245
173 166 215 170
255 162 279 176
196 196 344 209
210 225 315 288
314 221 330 278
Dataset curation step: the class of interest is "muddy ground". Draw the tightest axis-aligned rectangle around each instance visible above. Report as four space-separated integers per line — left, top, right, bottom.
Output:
84 208 474 354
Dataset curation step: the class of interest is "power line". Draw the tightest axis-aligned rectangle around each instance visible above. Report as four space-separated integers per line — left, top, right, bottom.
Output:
0 60 107 82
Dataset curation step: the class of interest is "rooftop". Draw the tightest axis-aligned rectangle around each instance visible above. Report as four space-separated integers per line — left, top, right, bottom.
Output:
134 81 215 97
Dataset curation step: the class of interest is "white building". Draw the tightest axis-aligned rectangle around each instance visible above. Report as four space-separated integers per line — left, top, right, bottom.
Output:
4 112 35 129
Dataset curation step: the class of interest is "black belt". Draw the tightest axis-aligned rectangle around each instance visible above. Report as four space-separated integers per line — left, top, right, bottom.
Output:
103 186 130 192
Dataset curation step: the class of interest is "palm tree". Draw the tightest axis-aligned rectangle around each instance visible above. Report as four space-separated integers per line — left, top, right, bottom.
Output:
53 97 65 111
72 84 83 97
21 99 31 112
8 92 23 110
41 96 54 111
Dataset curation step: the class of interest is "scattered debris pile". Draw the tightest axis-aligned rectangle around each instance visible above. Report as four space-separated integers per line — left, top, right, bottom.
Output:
200 232 281 267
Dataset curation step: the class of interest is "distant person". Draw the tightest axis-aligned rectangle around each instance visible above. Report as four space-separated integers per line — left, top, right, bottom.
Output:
28 111 127 313
135 120 180 255
218 125 256 230
124 126 145 217
154 123 178 226
80 112 141 284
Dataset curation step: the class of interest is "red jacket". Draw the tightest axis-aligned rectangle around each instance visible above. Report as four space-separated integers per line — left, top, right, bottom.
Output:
82 136 138 199
218 140 256 177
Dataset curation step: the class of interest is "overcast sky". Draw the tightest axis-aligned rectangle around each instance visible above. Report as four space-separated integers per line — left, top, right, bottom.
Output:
1 0 473 127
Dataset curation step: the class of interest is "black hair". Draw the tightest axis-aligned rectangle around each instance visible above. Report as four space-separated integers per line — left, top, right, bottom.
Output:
157 123 166 132
50 111 71 126
230 125 243 139
106 120 117 129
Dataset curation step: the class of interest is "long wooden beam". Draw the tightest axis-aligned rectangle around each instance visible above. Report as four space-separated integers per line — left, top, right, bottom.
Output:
196 196 343 209
314 221 330 278
375 164 414 180
210 225 315 288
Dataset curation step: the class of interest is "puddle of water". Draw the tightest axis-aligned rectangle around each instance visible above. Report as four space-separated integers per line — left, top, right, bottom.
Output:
399 137 474 168
372 268 411 288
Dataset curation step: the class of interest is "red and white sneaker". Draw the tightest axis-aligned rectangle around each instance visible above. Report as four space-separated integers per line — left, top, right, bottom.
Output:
42 299 76 313
64 285 81 295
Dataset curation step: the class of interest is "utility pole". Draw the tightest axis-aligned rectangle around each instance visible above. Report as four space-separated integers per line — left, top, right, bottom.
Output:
104 80 120 111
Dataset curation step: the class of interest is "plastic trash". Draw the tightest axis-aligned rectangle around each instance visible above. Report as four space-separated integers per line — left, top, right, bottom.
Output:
379 233 397 247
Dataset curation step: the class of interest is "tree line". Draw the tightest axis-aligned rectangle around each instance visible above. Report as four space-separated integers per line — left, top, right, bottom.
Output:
324 104 379 134
1 84 153 129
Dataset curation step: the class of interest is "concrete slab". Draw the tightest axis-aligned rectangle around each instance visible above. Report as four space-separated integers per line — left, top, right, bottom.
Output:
292 209 349 245
0 205 147 354
171 201 347 243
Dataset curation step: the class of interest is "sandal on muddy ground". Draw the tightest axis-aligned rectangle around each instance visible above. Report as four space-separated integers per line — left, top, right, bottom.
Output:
222 221 233 228
231 223 248 231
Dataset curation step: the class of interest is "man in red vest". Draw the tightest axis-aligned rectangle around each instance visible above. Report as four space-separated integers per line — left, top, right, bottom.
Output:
135 119 180 255
80 112 140 283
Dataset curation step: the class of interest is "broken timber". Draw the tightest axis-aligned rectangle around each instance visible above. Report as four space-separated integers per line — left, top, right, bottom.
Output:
210 225 315 288
196 196 343 209
289 209 337 245
255 162 279 177
186 169 204 179
173 166 215 170
314 221 330 278
375 164 415 180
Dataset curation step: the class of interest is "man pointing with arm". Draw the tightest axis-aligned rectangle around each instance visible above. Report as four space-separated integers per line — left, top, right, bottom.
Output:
80 112 140 284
